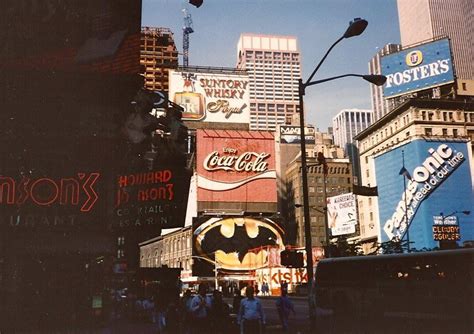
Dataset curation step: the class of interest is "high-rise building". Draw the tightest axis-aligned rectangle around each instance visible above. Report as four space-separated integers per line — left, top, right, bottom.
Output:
355 98 474 253
141 27 179 92
236 33 301 131
332 109 373 155
332 108 372 184
368 44 402 122
397 0 474 80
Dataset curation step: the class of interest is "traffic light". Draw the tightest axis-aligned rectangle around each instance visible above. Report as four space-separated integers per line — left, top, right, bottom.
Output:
280 250 304 268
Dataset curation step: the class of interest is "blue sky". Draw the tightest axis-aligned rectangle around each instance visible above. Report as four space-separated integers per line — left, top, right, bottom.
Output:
142 0 401 130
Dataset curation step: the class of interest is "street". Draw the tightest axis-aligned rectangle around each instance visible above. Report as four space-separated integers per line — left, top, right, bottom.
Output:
226 295 310 333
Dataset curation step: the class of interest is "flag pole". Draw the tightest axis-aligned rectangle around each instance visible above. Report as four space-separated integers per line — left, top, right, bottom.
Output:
402 150 411 253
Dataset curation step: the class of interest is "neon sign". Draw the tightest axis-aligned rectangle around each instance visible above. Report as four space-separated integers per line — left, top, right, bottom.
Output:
0 173 100 212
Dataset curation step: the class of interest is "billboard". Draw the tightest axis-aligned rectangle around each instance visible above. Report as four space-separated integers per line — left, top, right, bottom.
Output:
112 168 191 230
375 140 473 249
326 193 357 236
196 129 277 204
192 216 285 276
279 125 316 144
169 70 250 123
381 38 454 98
0 171 104 230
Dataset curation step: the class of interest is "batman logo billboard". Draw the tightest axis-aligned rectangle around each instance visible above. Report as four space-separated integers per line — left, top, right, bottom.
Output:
193 217 284 273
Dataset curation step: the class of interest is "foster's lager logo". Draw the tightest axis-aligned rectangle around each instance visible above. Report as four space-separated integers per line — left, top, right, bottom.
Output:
406 50 423 67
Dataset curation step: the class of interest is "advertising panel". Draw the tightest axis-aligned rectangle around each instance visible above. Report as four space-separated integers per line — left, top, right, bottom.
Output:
0 171 104 229
196 129 277 203
192 216 285 277
381 38 454 98
375 140 473 249
326 193 357 236
279 125 316 144
169 70 250 123
112 167 191 230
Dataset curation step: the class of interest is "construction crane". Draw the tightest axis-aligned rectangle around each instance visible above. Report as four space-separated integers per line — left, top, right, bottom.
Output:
182 8 194 67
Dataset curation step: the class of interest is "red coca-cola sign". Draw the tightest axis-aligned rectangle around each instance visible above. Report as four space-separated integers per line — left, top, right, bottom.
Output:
196 129 277 203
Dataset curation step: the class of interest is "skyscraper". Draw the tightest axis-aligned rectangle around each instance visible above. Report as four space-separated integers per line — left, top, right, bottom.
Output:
236 33 301 131
397 0 474 80
332 108 372 183
368 44 402 122
141 27 179 92
332 109 373 154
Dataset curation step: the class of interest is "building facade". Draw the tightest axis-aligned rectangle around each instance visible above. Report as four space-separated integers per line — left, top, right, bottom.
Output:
141 27 179 92
236 33 301 131
285 157 353 248
368 44 403 122
397 0 474 81
355 99 474 253
140 226 193 281
332 109 373 154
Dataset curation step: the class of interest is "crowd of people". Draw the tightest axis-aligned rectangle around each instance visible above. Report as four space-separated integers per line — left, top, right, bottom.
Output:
129 281 296 334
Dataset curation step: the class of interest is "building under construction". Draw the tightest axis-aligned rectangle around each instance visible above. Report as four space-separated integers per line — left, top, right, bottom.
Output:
141 27 179 92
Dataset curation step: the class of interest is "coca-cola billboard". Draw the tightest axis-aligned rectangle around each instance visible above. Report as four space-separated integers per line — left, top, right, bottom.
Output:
196 129 277 206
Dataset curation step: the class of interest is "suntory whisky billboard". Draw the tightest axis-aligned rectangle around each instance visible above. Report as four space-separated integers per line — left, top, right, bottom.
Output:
169 68 250 124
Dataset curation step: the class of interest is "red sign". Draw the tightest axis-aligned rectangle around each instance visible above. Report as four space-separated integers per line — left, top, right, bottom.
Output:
0 173 100 212
196 129 277 203
112 168 191 230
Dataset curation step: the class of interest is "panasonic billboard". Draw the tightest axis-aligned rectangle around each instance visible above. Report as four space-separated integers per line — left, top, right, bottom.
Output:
375 140 473 250
381 38 454 98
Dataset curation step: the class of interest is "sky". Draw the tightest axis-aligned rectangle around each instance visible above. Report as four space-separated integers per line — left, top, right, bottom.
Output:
142 0 401 131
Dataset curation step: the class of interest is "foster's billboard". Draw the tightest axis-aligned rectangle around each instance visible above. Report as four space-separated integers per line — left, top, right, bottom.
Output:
381 38 454 98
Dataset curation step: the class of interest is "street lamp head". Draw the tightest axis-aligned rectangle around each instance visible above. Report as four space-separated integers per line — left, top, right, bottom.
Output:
462 210 471 215
343 18 368 38
362 74 387 86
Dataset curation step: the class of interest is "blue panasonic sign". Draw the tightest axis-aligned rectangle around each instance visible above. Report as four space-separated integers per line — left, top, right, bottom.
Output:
375 140 473 250
381 38 454 98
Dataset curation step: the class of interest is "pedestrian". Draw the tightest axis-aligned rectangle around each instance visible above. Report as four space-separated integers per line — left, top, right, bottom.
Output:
190 283 212 334
262 282 269 296
180 289 193 334
210 290 230 333
281 280 288 293
232 290 244 315
237 286 266 334
275 288 295 332
254 283 260 296
164 298 180 333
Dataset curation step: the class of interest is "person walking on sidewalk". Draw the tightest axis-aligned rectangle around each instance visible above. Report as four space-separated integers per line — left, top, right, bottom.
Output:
190 284 212 334
237 286 266 334
275 288 295 332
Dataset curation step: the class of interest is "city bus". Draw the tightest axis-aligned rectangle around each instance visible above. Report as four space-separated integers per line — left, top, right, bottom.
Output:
314 248 473 333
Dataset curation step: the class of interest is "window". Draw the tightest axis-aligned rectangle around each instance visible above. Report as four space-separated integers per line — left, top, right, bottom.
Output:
453 129 458 137
425 128 432 136
117 249 125 259
442 128 448 136
117 236 125 246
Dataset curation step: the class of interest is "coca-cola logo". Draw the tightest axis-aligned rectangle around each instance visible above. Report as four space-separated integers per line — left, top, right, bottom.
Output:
203 149 270 172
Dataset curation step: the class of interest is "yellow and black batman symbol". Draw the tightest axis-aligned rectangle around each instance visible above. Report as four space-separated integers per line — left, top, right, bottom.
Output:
194 217 284 270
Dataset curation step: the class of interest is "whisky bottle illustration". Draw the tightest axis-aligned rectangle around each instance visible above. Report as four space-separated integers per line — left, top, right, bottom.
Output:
174 72 205 120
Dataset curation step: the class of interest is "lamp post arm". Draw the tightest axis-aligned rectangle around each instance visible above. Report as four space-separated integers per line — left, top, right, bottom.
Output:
305 36 344 86
306 74 364 87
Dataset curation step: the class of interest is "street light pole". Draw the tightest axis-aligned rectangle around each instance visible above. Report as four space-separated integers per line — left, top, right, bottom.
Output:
296 18 386 326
